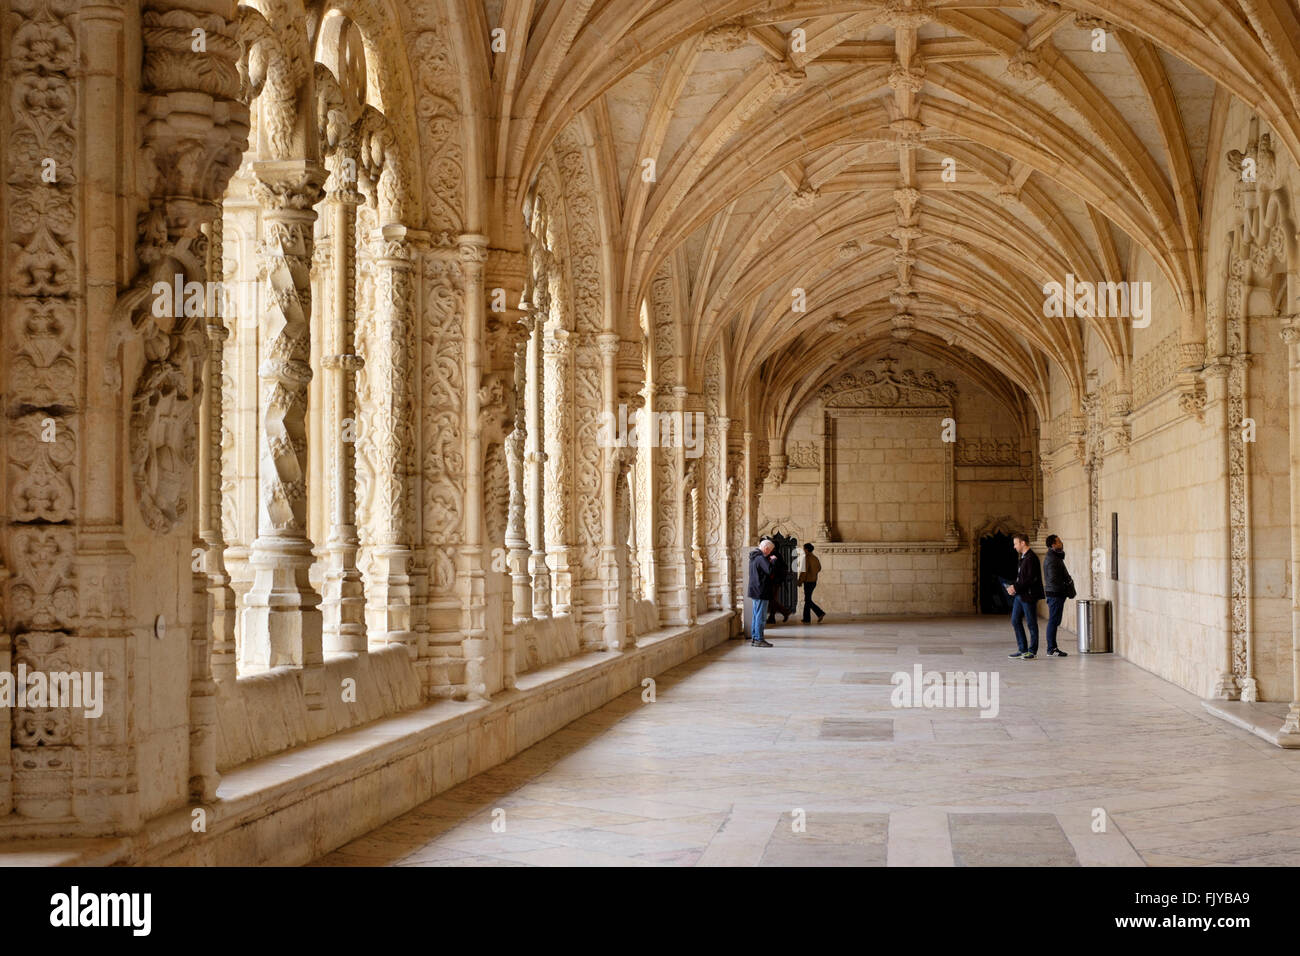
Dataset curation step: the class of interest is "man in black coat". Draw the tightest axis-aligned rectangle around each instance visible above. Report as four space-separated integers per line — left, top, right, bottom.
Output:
1041 534 1072 657
747 538 776 647
1005 532 1044 659
766 545 792 625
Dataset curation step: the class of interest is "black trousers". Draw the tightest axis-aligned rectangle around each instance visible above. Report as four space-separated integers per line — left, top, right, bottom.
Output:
801 582 825 622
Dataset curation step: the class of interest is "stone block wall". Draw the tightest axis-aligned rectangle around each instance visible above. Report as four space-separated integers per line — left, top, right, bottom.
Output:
811 547 971 616
758 350 1035 617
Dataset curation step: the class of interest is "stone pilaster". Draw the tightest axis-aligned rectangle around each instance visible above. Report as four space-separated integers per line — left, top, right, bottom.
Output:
1279 320 1300 740
816 413 833 540
1204 358 1238 700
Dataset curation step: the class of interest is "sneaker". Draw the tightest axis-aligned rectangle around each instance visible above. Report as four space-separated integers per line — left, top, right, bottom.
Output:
752 639 774 647
1048 648 1068 657
1008 651 1025 659
1021 652 1036 660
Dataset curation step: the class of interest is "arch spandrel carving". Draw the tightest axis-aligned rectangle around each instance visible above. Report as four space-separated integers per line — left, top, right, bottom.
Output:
818 362 957 411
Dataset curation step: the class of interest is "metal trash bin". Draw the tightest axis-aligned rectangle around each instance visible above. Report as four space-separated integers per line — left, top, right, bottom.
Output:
1076 598 1112 653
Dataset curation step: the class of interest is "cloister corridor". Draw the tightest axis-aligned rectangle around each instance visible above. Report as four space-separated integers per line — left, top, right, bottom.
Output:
318 619 1300 868
6 0 1300 910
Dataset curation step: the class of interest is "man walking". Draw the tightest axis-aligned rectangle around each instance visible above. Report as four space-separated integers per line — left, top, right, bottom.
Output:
747 538 776 647
1005 533 1044 660
794 542 826 624
1041 534 1073 657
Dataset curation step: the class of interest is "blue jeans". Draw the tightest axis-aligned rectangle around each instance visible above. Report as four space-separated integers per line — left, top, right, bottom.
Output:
751 599 769 642
1011 595 1040 654
1045 596 1066 653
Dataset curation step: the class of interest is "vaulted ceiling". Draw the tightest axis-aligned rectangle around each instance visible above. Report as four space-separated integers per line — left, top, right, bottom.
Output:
485 0 1300 428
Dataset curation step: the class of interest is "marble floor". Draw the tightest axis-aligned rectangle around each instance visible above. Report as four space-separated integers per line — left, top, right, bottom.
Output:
314 617 1300 866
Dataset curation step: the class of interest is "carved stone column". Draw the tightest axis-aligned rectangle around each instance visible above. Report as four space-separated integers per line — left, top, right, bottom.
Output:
524 315 551 616
364 223 416 648
543 327 575 616
1228 347 1257 701
239 161 326 737
199 215 237 682
597 333 632 648
726 447 745 611
458 234 491 698
1205 358 1238 700
191 302 224 801
1279 320 1300 740
655 386 693 626
506 328 533 621
613 450 636 647
707 416 731 610
320 181 366 653
135 0 248 817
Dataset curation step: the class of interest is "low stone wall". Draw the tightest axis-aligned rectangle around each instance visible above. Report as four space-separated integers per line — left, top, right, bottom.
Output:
55 610 733 866
215 645 422 771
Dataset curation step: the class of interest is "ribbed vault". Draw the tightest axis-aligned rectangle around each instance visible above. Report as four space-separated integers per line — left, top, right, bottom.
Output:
487 0 1300 444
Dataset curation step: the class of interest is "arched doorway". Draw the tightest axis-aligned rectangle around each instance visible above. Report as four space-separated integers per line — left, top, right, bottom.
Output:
978 533 1018 615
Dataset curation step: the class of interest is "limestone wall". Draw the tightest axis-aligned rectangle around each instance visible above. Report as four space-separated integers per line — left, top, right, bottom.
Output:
758 349 1034 616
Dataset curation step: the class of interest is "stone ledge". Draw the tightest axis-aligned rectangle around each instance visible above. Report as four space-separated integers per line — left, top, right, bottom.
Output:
1202 699 1300 749
0 611 734 866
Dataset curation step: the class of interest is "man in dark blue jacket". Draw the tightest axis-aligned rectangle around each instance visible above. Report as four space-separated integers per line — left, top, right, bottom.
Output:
747 538 776 647
1005 532 1043 659
1041 534 1072 657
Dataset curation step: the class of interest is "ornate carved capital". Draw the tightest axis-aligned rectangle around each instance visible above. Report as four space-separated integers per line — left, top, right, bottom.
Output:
458 233 489 264
1177 340 1206 371
595 332 621 358
543 327 572 355
1177 381 1208 422
252 159 326 211
370 222 413 267
767 455 788 488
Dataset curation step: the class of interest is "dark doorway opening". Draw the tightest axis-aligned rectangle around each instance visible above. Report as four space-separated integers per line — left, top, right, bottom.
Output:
979 533 1018 614
767 531 798 622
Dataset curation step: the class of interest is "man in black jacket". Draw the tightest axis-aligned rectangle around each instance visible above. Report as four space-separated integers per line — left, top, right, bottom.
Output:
1005 533 1043 659
1041 534 1073 657
766 546 791 625
747 538 777 647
